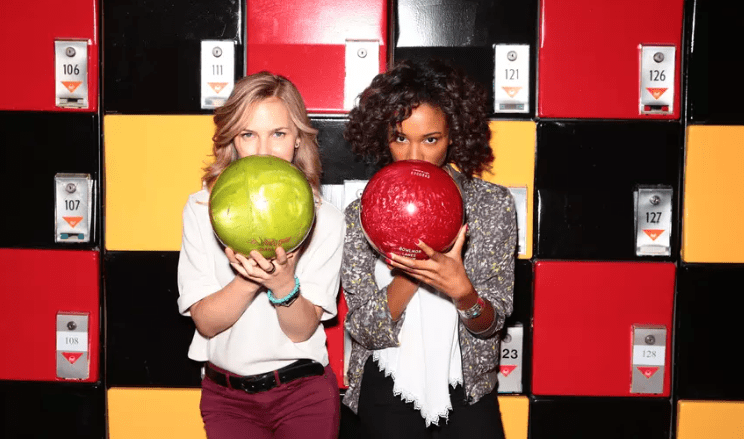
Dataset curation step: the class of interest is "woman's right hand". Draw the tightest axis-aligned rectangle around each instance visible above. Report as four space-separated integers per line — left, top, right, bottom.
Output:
225 247 297 296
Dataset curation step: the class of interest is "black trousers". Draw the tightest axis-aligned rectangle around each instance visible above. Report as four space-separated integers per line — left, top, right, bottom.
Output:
357 357 506 439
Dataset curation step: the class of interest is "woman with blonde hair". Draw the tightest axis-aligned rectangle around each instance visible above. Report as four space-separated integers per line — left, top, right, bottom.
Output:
177 72 344 439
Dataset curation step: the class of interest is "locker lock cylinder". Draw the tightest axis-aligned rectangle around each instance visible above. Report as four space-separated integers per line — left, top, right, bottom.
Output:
65 183 76 194
650 195 660 205
645 334 655 345
653 52 664 63
65 47 76 57
507 50 517 61
357 48 367 58
67 321 77 330
212 47 222 58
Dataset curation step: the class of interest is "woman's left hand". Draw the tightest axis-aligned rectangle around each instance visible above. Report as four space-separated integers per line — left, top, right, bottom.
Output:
387 225 473 301
227 247 298 295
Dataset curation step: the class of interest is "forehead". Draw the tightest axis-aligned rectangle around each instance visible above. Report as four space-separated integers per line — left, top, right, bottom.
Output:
397 103 448 132
239 97 293 128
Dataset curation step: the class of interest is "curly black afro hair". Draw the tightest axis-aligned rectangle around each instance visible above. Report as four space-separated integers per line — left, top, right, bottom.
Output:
344 58 493 178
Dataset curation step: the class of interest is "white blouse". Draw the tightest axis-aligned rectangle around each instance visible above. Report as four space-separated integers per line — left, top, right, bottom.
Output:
177 188 345 376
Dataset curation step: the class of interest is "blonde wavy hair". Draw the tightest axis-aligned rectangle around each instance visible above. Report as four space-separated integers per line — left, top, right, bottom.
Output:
203 72 321 194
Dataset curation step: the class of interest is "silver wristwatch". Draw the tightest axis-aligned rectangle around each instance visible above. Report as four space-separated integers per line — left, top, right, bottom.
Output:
457 296 485 320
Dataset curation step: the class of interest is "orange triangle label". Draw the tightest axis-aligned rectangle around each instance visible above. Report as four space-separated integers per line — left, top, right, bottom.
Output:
643 229 665 241
502 86 522 98
209 82 228 94
637 366 659 379
62 81 82 93
500 365 517 377
647 88 667 100
63 352 83 364
63 216 83 228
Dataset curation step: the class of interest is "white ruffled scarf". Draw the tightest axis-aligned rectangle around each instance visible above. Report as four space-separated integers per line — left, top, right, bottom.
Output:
372 258 462 427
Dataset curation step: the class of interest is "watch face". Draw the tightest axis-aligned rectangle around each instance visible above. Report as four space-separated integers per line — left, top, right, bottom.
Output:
280 289 301 307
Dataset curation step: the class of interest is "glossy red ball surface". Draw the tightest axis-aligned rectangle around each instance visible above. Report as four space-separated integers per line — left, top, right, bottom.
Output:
360 160 464 260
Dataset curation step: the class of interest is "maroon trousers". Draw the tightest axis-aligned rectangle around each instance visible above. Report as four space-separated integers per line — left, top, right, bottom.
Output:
200 364 340 439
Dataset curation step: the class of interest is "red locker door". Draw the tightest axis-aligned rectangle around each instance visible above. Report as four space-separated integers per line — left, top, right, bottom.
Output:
0 0 99 112
532 261 674 397
0 249 100 382
538 0 683 119
246 0 387 113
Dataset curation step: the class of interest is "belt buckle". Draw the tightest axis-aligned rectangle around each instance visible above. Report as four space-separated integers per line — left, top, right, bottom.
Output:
239 373 272 394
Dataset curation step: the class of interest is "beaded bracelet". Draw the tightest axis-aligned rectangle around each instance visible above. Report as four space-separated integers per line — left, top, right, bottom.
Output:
267 276 301 307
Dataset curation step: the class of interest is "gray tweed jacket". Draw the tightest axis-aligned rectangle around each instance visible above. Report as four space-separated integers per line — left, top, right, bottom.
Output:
341 167 516 413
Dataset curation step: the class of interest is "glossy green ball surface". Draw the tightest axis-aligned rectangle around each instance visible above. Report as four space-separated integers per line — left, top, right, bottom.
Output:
209 155 315 259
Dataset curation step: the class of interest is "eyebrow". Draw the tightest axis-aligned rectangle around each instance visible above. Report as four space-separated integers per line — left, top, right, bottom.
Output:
239 126 291 132
392 130 444 137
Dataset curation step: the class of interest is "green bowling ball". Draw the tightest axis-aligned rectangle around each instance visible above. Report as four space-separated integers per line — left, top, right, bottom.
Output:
209 155 315 259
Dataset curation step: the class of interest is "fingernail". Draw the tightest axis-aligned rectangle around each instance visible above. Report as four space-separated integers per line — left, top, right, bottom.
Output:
385 258 392 265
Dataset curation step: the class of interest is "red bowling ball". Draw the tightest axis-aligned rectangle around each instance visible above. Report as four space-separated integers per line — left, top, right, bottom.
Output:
360 160 464 260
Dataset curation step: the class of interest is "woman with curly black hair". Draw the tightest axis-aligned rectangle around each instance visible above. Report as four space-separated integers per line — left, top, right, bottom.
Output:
341 58 516 439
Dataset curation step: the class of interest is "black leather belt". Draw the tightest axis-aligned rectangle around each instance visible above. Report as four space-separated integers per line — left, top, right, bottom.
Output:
205 359 324 394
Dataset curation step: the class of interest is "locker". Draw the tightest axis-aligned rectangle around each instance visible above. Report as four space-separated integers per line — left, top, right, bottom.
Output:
685 0 744 124
314 118 380 185
0 382 105 439
675 264 744 400
394 0 537 118
682 126 744 263
105 251 202 387
677 400 744 439
499 396 530 439
104 115 213 252
0 113 99 249
108 388 205 439
530 397 672 439
0 249 100 382
246 0 388 113
538 0 684 119
499 260 533 395
535 121 682 260
532 261 675 397
483 121 536 259
0 0 99 112
505 261 533 331
103 0 243 114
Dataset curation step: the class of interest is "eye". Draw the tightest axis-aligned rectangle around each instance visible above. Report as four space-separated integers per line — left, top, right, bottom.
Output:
424 137 439 144
394 135 406 143
241 131 254 139
273 131 286 138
